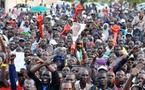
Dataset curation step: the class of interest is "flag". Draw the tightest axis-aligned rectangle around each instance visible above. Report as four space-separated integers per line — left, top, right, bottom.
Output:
111 24 120 45
70 22 86 53
36 15 44 38
60 24 71 35
71 22 86 42
73 2 84 22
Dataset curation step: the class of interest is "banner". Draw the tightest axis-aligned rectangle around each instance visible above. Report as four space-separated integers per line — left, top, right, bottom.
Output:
73 2 84 22
12 52 26 72
111 24 120 46
36 15 44 38
71 22 86 42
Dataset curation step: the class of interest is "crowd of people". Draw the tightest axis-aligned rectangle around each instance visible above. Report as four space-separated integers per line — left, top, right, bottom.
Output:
0 1 145 90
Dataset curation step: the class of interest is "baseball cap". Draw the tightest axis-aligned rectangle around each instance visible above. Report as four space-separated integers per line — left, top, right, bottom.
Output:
97 66 108 72
19 38 26 42
126 33 132 37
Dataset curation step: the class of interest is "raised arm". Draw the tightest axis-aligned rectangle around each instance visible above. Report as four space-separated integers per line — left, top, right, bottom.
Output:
27 57 47 90
0 36 6 53
123 62 144 90
123 68 138 90
113 49 134 73
44 60 60 90
9 54 17 90
30 57 45 73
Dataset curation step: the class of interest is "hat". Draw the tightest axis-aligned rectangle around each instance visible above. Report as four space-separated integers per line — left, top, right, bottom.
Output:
120 19 125 23
97 66 108 72
95 39 102 43
49 39 57 45
19 38 26 42
126 33 132 37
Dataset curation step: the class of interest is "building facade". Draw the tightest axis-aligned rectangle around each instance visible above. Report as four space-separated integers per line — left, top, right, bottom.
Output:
4 0 60 12
0 0 5 8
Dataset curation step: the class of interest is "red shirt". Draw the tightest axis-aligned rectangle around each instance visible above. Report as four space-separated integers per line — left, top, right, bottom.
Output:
0 84 23 90
0 87 11 90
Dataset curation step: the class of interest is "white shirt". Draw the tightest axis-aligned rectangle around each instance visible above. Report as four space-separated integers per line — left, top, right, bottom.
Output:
132 15 145 31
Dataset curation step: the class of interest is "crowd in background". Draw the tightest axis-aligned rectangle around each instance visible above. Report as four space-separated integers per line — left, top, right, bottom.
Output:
0 1 145 90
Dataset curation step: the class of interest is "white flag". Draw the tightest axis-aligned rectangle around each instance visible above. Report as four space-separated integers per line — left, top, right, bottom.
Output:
71 22 86 42
11 52 26 71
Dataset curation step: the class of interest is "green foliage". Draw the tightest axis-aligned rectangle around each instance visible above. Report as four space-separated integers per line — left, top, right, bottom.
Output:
127 0 145 3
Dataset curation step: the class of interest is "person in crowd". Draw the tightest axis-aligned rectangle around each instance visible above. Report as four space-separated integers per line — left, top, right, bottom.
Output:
0 1 145 90
28 57 60 90
75 68 92 90
61 81 74 90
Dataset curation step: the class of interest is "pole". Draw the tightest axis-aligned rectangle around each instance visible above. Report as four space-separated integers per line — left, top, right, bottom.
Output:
41 0 43 5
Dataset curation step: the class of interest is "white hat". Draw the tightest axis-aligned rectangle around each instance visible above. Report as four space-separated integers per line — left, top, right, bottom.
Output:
49 39 57 45
120 19 125 23
55 17 59 21
97 66 108 72
95 39 102 43
87 16 92 20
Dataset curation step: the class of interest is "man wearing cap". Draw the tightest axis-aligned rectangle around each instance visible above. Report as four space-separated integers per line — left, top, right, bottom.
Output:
125 33 133 45
97 66 108 73
19 38 26 49
90 71 112 90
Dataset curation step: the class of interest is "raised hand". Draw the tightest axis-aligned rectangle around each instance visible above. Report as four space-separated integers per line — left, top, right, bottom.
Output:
131 68 140 76
43 55 54 66
33 57 44 64
131 62 144 76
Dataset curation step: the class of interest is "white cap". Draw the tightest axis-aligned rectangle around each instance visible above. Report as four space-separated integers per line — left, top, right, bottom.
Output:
49 39 57 45
95 39 102 43
97 66 108 72
120 19 125 23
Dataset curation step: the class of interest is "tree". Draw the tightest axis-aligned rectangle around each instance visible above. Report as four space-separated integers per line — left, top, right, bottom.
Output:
127 0 144 3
